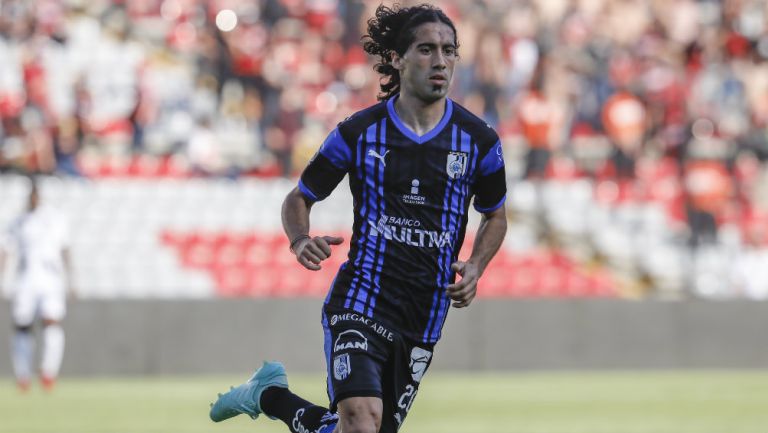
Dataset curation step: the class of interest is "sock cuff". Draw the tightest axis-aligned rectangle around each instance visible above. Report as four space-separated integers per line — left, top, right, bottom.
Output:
317 422 338 433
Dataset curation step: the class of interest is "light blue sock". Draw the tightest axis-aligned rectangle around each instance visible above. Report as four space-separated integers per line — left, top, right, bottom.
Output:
12 329 34 382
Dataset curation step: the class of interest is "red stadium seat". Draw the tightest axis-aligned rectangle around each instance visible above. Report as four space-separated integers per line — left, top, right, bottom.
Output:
162 229 619 298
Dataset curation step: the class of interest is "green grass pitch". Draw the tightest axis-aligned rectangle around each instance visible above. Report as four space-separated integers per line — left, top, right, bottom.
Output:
2 370 768 433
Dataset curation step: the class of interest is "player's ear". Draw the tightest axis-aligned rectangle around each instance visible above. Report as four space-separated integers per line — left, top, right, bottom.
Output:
391 52 404 71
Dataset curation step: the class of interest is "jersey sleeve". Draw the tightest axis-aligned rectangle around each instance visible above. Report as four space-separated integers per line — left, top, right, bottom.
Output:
472 139 507 212
299 127 353 201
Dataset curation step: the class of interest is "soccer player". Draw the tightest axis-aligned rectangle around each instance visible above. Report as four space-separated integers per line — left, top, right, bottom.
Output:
210 4 507 432
0 179 74 392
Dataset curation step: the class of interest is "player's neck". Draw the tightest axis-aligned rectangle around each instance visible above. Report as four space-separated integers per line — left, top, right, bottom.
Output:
393 93 446 136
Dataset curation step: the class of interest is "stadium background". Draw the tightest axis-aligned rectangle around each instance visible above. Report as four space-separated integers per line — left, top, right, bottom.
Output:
1 0 768 432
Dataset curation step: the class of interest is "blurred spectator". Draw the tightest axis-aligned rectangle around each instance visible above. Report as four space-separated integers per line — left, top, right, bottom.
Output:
600 89 646 180
683 159 732 247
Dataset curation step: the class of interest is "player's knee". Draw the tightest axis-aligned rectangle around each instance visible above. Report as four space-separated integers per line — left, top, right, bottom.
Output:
42 318 60 327
340 411 380 433
338 400 382 433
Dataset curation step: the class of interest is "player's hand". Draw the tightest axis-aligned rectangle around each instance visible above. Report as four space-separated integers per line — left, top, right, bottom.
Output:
446 261 480 308
294 236 344 271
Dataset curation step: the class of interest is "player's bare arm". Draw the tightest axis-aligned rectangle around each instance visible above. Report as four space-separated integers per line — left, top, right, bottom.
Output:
281 187 343 271
447 205 507 308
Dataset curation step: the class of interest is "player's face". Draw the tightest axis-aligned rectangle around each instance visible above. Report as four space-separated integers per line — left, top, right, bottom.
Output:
393 21 457 103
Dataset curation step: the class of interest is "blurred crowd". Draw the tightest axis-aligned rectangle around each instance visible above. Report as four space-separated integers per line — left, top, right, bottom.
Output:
3 0 768 297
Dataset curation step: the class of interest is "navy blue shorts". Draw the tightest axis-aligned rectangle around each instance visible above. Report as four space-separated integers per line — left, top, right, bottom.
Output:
322 306 435 433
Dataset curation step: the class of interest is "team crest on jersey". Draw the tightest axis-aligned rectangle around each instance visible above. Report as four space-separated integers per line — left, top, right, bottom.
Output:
446 152 468 179
333 353 351 380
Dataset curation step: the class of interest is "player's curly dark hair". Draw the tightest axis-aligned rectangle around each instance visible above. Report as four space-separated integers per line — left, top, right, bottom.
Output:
362 3 459 101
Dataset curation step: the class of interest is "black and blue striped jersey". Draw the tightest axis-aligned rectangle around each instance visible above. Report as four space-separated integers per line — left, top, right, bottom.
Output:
299 95 506 344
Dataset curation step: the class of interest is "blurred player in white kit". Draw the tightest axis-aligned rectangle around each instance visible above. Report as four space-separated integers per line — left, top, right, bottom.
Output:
0 179 74 392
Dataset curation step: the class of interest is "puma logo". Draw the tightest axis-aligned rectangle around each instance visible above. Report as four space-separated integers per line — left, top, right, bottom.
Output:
367 149 389 166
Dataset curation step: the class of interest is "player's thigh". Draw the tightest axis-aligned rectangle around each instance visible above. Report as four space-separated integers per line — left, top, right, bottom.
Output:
323 309 395 409
326 346 385 407
336 396 383 433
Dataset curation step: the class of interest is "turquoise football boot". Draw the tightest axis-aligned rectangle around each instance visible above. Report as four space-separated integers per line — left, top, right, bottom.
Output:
209 361 289 422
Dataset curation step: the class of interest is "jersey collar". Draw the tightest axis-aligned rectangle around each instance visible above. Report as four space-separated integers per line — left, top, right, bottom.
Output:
386 95 454 144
